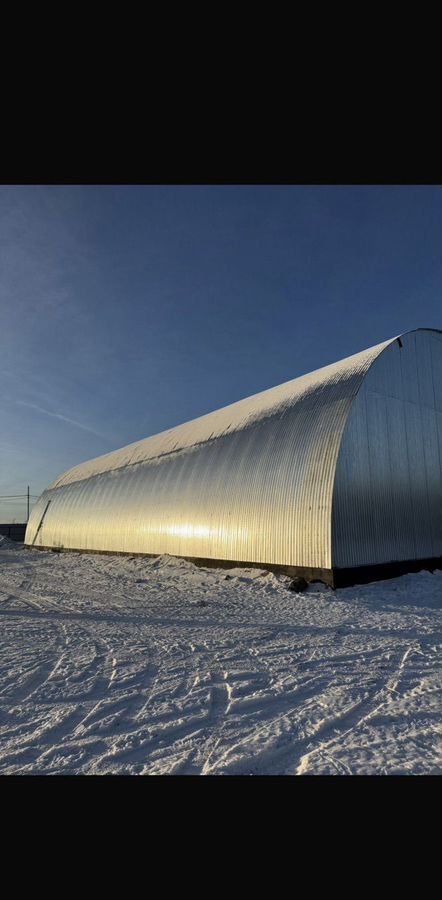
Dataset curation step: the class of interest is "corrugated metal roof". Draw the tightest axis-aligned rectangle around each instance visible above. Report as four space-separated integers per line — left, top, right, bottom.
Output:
49 336 395 489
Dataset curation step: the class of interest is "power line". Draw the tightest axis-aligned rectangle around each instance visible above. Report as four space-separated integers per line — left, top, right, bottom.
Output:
0 497 39 501
0 488 40 523
0 494 39 498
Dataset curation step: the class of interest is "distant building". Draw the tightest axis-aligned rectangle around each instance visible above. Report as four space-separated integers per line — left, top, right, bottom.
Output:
25 329 442 586
0 524 26 542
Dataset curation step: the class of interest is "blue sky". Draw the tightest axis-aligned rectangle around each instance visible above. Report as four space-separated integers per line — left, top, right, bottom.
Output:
1 185 441 522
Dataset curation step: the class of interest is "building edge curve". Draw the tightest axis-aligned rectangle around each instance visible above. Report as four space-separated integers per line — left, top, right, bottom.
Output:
331 328 442 584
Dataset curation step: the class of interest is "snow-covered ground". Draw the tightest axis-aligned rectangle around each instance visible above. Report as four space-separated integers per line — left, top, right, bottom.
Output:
0 540 440 775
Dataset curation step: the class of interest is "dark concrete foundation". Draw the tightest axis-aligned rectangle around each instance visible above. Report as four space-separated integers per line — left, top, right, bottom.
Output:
24 544 335 586
24 544 442 589
332 557 442 589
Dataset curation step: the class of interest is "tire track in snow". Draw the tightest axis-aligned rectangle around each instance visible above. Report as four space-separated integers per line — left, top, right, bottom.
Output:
1 549 440 775
294 643 426 775
197 673 328 775
0 575 120 766
180 672 232 775
90 666 231 774
201 645 417 775
6 657 60 703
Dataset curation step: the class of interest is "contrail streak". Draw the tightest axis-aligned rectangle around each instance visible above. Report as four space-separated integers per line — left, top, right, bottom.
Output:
17 401 106 439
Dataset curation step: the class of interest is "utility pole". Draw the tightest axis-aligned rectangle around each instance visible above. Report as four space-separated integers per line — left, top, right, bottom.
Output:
27 486 30 522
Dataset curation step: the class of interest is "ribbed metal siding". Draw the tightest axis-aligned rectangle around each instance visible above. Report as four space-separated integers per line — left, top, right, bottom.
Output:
332 329 442 568
26 338 395 569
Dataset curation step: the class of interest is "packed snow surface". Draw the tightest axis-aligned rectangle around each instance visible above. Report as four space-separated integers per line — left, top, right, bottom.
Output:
0 535 21 551
0 545 440 775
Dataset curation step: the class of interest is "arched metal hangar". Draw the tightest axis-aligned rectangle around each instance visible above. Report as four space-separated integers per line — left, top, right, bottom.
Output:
25 328 442 587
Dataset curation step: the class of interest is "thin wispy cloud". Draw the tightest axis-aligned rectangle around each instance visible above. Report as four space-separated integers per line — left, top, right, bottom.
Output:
0 185 440 524
16 401 107 440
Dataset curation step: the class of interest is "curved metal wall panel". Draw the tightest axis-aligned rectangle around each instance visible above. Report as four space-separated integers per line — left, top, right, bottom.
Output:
332 329 442 568
25 337 395 570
